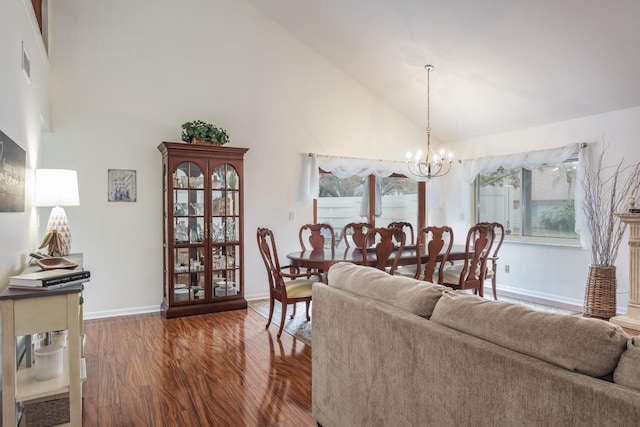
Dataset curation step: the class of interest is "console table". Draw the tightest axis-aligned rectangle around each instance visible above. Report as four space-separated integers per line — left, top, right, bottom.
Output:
610 213 640 331
0 284 84 426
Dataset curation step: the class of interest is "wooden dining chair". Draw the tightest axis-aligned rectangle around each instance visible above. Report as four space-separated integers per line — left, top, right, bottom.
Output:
477 222 505 300
362 227 406 274
256 227 322 338
341 222 372 248
441 223 494 297
388 221 415 245
414 226 454 283
298 223 335 280
298 223 335 251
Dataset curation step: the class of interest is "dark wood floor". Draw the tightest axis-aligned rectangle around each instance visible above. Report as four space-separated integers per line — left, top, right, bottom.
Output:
82 308 315 426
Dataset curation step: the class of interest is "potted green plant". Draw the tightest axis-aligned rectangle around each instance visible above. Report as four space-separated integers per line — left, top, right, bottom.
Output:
180 120 230 145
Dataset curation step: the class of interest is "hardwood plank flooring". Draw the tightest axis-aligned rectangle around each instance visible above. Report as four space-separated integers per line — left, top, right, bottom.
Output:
82 308 314 426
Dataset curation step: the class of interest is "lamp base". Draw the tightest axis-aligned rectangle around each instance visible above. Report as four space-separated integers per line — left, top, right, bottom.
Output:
45 206 72 256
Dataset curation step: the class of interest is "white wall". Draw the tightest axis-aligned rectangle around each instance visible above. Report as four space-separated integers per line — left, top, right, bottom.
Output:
446 106 640 311
43 0 425 317
0 0 51 386
0 0 50 284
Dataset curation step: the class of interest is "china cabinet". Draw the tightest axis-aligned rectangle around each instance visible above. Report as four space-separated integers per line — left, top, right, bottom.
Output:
158 142 248 318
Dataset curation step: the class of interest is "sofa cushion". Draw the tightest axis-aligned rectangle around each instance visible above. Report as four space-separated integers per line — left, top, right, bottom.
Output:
430 292 628 377
326 262 450 318
613 337 640 390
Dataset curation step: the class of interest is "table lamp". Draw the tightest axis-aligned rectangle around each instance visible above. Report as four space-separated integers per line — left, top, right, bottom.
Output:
35 169 80 256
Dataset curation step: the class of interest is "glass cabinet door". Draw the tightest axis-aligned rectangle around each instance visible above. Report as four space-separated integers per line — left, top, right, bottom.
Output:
211 164 241 298
172 161 206 304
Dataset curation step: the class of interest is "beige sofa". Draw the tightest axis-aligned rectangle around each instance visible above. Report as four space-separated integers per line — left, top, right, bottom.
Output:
312 262 640 427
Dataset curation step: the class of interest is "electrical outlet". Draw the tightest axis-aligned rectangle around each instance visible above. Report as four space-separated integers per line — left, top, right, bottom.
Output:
504 264 510 273
289 211 296 221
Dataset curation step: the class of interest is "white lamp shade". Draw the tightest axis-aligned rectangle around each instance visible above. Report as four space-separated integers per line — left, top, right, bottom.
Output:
35 169 80 207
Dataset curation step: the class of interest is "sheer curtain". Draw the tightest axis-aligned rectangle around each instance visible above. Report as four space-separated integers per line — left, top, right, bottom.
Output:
460 142 590 247
460 144 580 184
305 153 444 211
359 177 383 217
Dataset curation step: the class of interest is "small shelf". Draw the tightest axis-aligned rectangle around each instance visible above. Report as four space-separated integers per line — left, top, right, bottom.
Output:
17 349 86 403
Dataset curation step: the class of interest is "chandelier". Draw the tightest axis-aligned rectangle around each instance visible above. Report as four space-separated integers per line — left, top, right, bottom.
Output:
406 65 453 179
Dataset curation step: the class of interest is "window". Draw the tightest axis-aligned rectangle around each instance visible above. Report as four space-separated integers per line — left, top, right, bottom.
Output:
378 176 418 226
476 158 579 241
315 172 423 242
316 173 367 230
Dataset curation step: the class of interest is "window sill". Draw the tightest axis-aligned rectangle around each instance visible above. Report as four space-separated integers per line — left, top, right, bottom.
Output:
503 235 583 248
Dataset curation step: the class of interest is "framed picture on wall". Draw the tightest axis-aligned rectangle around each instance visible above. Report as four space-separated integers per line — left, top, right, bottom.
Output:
108 169 137 202
0 130 26 212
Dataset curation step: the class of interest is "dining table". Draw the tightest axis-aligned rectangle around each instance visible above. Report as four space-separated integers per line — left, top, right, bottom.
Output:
286 244 468 273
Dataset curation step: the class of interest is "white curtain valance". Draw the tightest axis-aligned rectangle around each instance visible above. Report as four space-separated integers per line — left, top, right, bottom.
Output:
460 143 581 184
305 153 442 202
314 154 409 178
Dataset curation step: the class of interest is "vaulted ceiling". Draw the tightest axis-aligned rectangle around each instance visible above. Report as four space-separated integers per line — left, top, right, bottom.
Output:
245 0 640 143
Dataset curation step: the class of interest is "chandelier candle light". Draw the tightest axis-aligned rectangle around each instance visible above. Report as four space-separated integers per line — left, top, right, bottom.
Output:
406 65 453 179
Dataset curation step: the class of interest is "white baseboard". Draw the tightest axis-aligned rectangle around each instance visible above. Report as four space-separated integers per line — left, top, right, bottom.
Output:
84 305 160 320
486 283 584 313
246 292 269 301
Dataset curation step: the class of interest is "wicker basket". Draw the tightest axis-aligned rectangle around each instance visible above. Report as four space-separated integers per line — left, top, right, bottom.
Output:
583 265 617 319
23 397 69 426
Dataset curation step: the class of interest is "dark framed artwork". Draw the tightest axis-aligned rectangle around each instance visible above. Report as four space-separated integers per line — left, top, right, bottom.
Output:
108 169 137 202
0 130 26 212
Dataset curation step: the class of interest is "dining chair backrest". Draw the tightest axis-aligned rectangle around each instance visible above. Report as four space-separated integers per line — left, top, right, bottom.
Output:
341 222 373 248
299 223 336 252
388 221 415 245
362 227 406 274
256 227 283 291
476 221 505 299
416 226 454 283
455 223 495 291
477 222 505 262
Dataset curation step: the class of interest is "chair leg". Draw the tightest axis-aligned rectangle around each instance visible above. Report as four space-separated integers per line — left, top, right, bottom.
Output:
305 300 311 321
265 297 275 330
290 302 297 319
492 276 497 300
277 302 287 338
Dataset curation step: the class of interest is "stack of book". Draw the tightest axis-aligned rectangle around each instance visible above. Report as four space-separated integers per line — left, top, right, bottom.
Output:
8 269 91 290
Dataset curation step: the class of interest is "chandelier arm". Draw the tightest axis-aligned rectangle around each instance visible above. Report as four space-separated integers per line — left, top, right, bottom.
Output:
407 158 452 179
